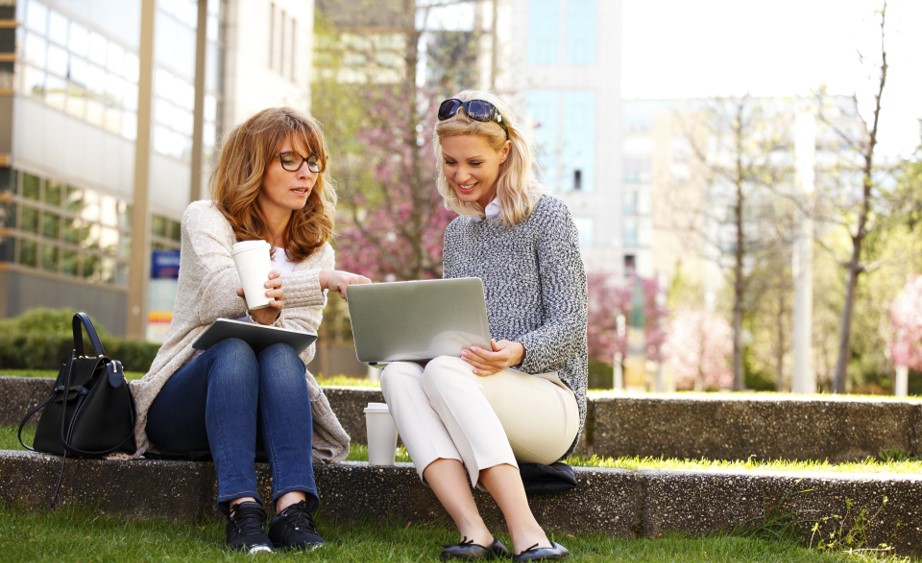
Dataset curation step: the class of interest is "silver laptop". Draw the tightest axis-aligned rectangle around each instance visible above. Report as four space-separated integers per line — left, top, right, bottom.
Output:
346 278 492 366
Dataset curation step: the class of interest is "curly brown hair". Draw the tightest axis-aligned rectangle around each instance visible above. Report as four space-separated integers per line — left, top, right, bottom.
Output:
209 107 336 262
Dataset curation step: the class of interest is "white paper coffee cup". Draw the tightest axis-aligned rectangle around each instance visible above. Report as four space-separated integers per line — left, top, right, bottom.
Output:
364 402 398 466
231 240 272 310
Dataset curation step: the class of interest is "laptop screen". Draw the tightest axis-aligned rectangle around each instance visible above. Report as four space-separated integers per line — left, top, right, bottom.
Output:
346 278 492 365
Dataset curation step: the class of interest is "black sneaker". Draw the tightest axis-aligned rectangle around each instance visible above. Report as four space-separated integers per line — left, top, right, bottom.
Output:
226 501 272 554
268 500 325 550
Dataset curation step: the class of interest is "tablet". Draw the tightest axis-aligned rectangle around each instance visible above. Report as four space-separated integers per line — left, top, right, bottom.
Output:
192 318 317 353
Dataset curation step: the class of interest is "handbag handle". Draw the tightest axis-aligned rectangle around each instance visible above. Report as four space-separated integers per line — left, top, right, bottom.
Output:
73 312 105 357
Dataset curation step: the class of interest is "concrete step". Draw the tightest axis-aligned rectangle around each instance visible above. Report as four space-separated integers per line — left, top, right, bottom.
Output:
1 449 920 557
4 376 922 462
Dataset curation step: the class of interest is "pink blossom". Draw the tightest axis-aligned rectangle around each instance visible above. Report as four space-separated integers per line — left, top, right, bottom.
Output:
889 275 922 370
587 273 668 364
664 309 734 391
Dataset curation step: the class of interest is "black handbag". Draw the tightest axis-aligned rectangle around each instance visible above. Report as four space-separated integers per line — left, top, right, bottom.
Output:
18 312 137 458
519 462 577 495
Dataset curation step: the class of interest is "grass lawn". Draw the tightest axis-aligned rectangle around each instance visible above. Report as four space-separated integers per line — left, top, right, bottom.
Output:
0 504 900 562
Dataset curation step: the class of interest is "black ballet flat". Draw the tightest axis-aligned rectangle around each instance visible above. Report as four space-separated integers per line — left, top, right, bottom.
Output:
513 541 569 562
440 537 510 560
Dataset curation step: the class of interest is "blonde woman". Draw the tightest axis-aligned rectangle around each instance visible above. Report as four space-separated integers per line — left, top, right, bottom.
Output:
134 107 369 553
381 91 588 561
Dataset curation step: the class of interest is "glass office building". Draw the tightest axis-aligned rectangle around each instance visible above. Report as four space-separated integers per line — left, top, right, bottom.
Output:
1 0 311 336
502 0 625 275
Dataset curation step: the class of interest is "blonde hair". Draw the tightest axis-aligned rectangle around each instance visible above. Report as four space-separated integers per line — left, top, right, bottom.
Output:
433 90 545 225
210 107 336 261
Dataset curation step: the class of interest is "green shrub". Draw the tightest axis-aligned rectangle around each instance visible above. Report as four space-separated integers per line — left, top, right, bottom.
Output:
588 359 613 389
108 338 160 372
6 307 79 334
0 308 158 372
0 333 72 370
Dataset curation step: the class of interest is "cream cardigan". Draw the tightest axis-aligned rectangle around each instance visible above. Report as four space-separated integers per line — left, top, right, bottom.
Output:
127 200 350 462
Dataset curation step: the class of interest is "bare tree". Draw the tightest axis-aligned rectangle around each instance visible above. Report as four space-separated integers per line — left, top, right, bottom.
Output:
669 97 793 390
814 1 893 392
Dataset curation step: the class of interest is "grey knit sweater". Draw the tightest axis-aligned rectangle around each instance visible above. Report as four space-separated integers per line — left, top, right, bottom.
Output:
442 194 589 456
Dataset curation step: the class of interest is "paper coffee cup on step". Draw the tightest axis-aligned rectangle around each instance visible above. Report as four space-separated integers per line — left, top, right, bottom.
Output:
364 402 398 466
231 240 272 310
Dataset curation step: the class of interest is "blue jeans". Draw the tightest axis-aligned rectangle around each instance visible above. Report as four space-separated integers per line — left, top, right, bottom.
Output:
146 338 317 511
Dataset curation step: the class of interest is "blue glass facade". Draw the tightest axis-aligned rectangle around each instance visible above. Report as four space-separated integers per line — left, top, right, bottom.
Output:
562 90 596 193
526 90 596 194
527 0 559 65
566 0 596 65
526 90 560 189
525 1 599 194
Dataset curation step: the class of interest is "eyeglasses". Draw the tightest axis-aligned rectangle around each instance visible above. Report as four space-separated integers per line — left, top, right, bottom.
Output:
438 98 508 138
277 151 321 173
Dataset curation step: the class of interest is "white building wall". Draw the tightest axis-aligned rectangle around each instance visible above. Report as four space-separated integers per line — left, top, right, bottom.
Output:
12 97 135 201
222 0 314 128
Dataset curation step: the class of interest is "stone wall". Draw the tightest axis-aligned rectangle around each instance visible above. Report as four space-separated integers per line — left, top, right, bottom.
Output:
5 377 922 462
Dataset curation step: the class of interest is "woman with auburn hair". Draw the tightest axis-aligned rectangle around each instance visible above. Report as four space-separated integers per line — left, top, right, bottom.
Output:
380 90 588 561
133 107 370 553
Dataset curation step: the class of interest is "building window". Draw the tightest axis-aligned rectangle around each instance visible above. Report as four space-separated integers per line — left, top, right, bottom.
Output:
624 254 636 276
526 90 560 190
562 90 595 193
623 190 638 215
5 169 181 285
623 157 650 184
527 0 559 65
17 5 140 141
623 224 638 248
269 3 297 80
566 0 596 65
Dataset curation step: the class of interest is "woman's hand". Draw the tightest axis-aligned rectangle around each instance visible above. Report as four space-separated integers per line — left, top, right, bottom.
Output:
460 339 525 376
236 270 283 325
320 270 372 299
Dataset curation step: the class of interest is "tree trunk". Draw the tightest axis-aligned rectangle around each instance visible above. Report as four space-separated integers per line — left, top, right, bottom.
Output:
833 239 862 393
732 107 746 391
775 290 786 391
831 1 886 393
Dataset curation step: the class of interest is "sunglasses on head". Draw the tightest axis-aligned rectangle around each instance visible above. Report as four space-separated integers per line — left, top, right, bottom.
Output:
438 98 508 138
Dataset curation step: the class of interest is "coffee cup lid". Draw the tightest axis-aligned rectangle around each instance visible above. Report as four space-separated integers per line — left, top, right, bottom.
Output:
364 402 389 414
232 240 270 254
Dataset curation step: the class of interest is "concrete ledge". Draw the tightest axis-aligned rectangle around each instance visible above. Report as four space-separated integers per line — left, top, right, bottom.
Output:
1 450 919 556
4 377 922 462
0 377 52 429
584 393 922 462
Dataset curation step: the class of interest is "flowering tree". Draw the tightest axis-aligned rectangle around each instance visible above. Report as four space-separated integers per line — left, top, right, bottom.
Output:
313 3 481 282
665 309 734 391
332 91 454 281
587 272 631 363
641 276 668 362
889 275 922 371
587 273 668 365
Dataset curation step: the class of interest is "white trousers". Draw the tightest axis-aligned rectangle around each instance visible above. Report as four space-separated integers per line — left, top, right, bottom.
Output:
380 355 579 487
